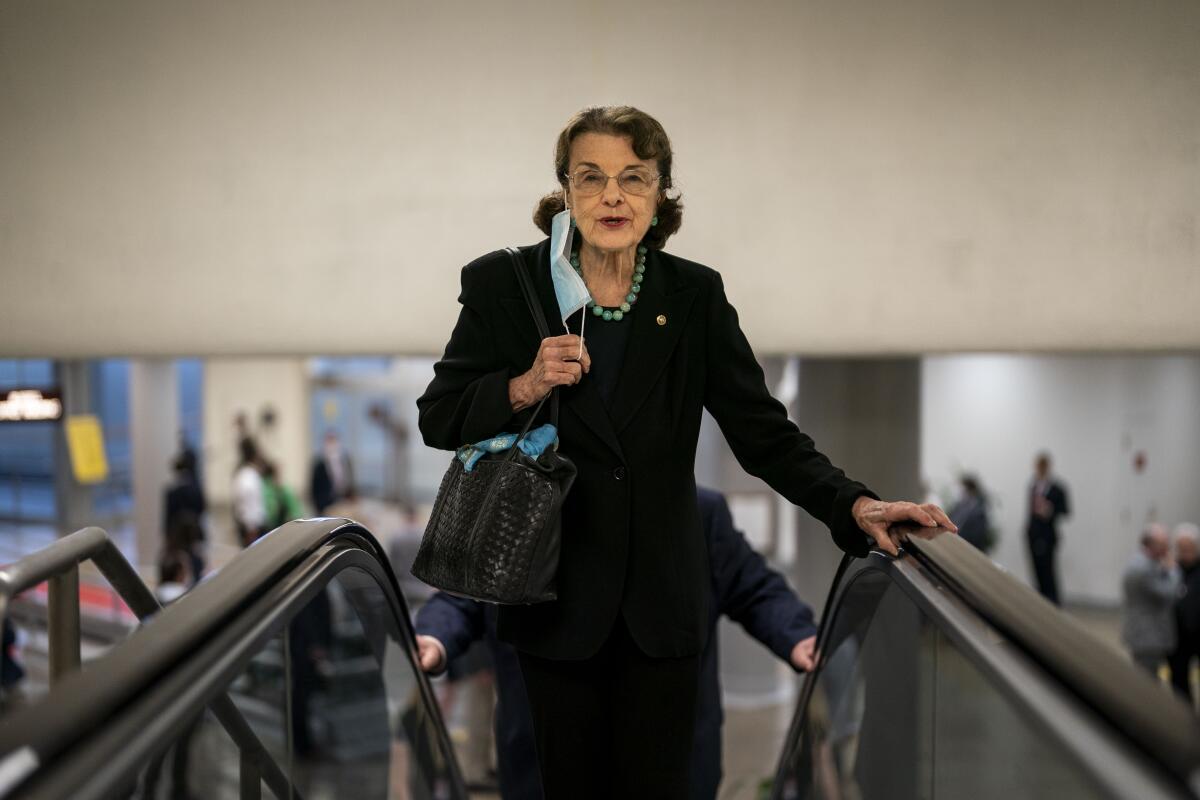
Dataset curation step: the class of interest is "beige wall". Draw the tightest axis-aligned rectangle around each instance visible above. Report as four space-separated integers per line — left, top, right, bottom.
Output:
201 357 310 508
2 0 1197 357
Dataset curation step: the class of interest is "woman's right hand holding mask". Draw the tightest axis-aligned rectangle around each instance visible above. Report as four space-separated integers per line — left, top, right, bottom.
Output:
509 334 591 411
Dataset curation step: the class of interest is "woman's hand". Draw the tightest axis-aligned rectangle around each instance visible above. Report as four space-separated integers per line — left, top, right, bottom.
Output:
509 334 592 411
852 497 957 557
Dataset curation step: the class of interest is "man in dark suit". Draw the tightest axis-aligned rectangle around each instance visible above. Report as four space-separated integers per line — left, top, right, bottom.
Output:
1026 452 1070 604
1169 524 1200 704
163 454 207 584
413 487 818 800
309 430 353 515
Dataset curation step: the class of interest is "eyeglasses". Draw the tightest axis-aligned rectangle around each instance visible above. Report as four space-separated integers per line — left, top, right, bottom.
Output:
565 167 660 197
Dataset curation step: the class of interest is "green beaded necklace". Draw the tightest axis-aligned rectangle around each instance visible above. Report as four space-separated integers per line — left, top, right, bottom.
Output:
570 244 647 323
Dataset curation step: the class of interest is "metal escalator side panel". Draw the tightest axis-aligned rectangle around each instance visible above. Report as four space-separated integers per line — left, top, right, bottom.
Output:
772 551 1191 800
5 542 468 800
0 518 365 775
905 531 1200 787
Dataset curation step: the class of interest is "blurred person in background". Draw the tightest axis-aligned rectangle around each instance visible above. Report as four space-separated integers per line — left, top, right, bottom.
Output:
1121 523 1182 676
1027 452 1070 604
163 453 207 584
310 430 353 515
1169 523 1200 705
414 488 819 800
0 618 25 710
174 430 200 486
260 460 305 532
948 474 993 553
232 437 265 546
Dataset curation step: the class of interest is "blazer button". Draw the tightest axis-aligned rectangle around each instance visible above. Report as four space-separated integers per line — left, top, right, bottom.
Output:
612 466 626 481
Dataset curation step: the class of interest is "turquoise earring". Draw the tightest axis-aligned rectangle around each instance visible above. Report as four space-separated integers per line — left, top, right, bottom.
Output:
651 215 659 227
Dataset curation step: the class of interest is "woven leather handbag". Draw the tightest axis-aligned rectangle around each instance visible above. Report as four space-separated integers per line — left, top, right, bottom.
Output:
411 248 577 604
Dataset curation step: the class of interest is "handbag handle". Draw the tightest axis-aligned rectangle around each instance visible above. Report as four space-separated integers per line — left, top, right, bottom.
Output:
506 247 561 436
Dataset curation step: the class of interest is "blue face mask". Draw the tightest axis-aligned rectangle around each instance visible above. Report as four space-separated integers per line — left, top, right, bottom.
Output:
549 208 592 328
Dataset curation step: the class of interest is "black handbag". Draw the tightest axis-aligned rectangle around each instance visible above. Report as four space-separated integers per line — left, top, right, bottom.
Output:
411 248 577 604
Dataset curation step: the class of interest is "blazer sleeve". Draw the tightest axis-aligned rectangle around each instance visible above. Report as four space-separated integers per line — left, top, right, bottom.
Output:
708 495 818 667
417 262 518 450
703 272 877 557
1053 484 1070 519
413 591 488 663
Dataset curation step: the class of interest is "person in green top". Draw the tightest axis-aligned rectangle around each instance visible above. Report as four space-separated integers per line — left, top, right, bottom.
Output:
261 460 306 533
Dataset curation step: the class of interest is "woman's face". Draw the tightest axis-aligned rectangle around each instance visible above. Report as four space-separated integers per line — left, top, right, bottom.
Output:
565 133 660 255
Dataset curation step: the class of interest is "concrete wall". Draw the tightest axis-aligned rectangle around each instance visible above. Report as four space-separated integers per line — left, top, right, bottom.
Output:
2 0 1197 358
920 354 1200 605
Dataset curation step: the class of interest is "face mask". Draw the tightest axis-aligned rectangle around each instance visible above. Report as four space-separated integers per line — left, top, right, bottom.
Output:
549 208 592 328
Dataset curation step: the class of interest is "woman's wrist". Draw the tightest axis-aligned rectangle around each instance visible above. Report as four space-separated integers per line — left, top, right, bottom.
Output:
508 374 536 412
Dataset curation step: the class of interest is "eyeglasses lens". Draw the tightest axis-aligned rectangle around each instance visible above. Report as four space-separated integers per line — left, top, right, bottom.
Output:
570 170 657 197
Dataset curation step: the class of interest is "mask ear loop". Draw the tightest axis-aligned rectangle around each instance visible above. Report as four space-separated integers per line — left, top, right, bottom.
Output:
577 308 586 361
565 193 586 362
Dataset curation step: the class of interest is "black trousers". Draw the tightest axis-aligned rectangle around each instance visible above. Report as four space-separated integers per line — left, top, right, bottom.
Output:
1028 533 1060 605
1169 634 1199 707
517 616 701 800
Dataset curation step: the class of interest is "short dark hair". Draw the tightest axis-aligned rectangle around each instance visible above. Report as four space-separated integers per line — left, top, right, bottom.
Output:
533 106 683 250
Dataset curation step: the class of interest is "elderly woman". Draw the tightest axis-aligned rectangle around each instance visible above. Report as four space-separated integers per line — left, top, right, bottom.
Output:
417 106 953 799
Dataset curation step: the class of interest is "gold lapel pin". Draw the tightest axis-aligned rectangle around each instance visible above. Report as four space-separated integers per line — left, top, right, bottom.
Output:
656 314 667 326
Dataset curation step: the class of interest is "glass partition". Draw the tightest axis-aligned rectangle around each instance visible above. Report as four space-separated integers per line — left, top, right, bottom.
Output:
120 564 459 800
775 566 1108 800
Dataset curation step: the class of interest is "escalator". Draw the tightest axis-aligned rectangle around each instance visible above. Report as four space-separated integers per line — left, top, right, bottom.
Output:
0 519 1198 799
771 527 1200 800
0 518 466 799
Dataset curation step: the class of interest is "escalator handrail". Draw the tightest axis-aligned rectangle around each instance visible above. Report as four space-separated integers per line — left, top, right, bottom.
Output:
6 542 463 799
0 517 397 782
900 529 1200 789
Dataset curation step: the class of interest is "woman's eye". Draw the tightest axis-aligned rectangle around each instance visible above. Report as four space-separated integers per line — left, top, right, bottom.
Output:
578 172 605 189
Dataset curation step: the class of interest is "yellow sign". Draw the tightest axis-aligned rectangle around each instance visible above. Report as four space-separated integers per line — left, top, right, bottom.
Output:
65 415 109 484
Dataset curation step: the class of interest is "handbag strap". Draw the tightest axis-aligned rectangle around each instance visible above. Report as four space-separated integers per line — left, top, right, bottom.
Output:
506 247 561 433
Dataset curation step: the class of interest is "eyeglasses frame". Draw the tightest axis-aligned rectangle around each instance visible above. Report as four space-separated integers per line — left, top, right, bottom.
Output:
562 167 663 197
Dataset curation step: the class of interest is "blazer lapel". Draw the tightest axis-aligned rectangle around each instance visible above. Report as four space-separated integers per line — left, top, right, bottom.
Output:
607 252 697 435
519 242 625 462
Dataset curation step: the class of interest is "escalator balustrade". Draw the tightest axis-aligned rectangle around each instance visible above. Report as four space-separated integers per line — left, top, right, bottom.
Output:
773 528 1200 800
0 519 467 800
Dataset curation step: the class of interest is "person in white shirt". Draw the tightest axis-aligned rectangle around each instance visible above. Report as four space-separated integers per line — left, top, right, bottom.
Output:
232 437 266 546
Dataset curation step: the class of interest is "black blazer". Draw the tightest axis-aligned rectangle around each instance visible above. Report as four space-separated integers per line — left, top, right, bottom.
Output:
417 239 874 660
1026 479 1069 544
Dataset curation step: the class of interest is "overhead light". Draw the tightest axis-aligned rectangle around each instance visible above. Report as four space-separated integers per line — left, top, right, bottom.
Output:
0 389 64 422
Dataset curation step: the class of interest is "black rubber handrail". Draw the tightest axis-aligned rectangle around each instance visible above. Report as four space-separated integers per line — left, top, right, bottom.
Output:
899 528 1200 792
0 517 410 788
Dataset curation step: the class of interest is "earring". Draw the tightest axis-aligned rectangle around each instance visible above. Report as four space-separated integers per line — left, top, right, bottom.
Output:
651 215 659 227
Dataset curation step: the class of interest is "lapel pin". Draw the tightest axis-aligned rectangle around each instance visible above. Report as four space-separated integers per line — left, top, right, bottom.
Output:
656 314 667 326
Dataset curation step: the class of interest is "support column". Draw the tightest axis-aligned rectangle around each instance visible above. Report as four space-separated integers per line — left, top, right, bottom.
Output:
712 357 921 704
54 360 93 535
788 358 922 617
130 359 179 571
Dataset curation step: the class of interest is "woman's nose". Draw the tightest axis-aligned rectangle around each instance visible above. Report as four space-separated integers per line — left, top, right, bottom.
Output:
600 179 624 204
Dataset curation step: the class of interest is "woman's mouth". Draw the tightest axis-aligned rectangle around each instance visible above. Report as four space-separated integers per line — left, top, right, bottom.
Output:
598 217 629 229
